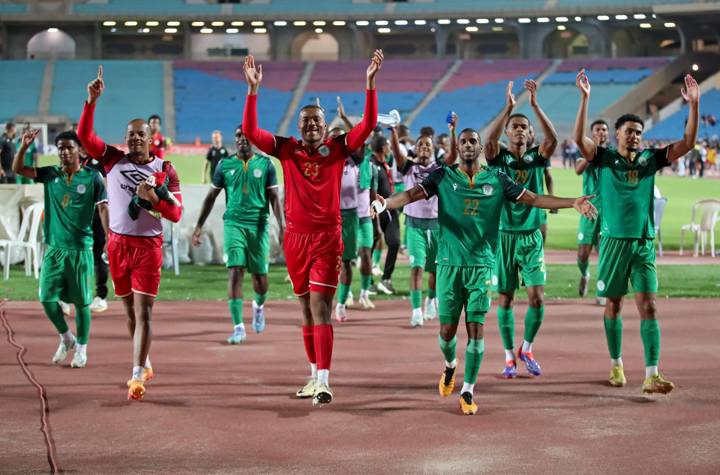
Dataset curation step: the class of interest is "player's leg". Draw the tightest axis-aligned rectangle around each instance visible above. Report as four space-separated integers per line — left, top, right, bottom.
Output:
459 266 491 415
227 266 247 344
406 225 426 327
495 232 519 378
67 249 95 368
336 210 358 320
39 247 76 364
251 273 269 333
296 294 317 398
423 228 439 321
336 260 352 322
516 230 546 376
631 239 673 394
247 225 270 333
436 265 463 397
357 218 375 309
378 210 400 295
577 243 592 297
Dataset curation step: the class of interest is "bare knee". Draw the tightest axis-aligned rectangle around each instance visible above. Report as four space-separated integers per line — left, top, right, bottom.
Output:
605 297 623 318
498 293 514 308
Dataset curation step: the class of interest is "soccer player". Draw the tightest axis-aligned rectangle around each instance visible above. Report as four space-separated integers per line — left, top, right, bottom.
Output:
485 80 558 379
148 114 167 159
192 126 283 341
355 147 379 310
389 126 441 327
15 123 38 184
202 130 230 184
242 50 382 405
574 70 700 393
78 66 184 400
372 127 596 414
575 110 610 306
13 128 108 368
0 122 17 183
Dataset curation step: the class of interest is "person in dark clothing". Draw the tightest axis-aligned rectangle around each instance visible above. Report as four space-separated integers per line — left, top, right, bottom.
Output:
1 122 17 183
370 135 399 295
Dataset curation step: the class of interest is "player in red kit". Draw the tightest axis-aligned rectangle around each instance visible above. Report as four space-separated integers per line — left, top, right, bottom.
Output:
148 114 166 159
242 50 382 405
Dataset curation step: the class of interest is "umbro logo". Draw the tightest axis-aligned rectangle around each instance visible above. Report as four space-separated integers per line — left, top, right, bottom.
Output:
120 169 150 186
230 170 236 176
453 183 458 190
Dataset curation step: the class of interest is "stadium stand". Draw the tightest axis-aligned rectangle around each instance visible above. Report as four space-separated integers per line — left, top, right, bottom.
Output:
174 61 304 143
646 88 720 140
73 0 220 14
50 60 165 143
0 60 46 121
0 3 28 14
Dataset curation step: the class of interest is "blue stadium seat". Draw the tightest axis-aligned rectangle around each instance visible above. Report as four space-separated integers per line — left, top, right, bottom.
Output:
0 61 46 121
73 0 220 14
646 89 720 140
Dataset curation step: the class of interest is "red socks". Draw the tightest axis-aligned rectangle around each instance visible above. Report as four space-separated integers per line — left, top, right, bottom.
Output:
302 325 316 364
313 324 334 370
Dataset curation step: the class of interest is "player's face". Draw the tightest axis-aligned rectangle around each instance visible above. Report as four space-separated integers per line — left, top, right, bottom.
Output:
149 117 161 134
57 139 80 168
212 131 222 146
459 131 482 162
616 122 643 152
415 136 434 163
505 117 530 146
298 108 326 143
592 124 609 146
126 120 152 155
235 129 251 153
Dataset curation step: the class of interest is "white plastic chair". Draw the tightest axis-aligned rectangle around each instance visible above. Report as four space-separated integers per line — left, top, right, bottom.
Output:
162 221 180 276
653 197 668 257
679 199 720 257
0 202 44 280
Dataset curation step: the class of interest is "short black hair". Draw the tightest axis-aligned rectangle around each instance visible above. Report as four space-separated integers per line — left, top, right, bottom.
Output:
590 119 609 130
371 135 387 154
505 113 530 128
372 125 383 135
300 104 324 114
148 114 162 123
55 131 81 147
437 133 449 141
5 122 15 131
459 128 481 142
419 126 435 137
614 114 643 130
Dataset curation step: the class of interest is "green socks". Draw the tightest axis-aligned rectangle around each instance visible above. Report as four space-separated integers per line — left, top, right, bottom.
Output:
337 284 350 305
75 305 91 345
42 301 69 335
438 335 457 364
253 292 267 307
360 274 372 291
603 316 623 360
372 249 382 266
577 257 589 277
523 305 545 343
410 289 422 310
428 288 436 299
497 306 515 350
640 319 661 367
228 298 243 326
464 339 485 384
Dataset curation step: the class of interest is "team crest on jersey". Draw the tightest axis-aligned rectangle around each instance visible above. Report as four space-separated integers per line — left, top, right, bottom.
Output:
482 184 493 196
318 145 330 157
253 169 262 178
638 156 648 167
76 184 87 194
523 155 533 163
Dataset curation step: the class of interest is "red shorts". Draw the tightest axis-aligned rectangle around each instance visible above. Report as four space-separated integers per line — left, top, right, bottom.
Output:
284 228 343 296
108 232 163 298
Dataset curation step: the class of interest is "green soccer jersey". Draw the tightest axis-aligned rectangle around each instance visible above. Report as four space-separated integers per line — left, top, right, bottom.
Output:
35 165 107 250
359 153 377 191
16 138 37 167
421 164 526 267
594 145 669 239
581 160 601 210
489 146 548 232
212 153 278 228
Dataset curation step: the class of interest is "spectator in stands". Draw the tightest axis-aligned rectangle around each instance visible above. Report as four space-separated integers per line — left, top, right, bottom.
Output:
0 122 17 183
148 114 167 159
202 130 229 184
15 123 38 184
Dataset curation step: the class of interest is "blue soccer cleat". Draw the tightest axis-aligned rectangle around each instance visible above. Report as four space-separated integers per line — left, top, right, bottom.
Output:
518 348 542 376
502 360 518 379
252 302 266 333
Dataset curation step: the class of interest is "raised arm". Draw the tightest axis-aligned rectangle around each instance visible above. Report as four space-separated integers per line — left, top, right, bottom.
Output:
667 74 700 162
574 69 597 161
201 158 210 184
336 96 355 130
369 185 426 218
346 50 383 151
389 126 408 171
575 157 590 175
78 65 108 160
444 112 458 165
526 80 558 158
485 81 516 160
191 187 222 246
242 55 277 155
12 129 40 178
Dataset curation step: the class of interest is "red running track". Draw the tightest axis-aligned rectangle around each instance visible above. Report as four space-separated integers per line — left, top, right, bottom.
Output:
1 298 719 474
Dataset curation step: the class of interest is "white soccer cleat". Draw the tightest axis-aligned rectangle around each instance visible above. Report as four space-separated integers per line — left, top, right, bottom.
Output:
296 378 316 398
252 302 266 333
335 303 347 322
410 309 424 328
358 295 375 310
70 350 87 368
52 338 76 364
58 300 71 316
423 296 437 320
89 296 108 313
345 292 354 307
371 265 382 277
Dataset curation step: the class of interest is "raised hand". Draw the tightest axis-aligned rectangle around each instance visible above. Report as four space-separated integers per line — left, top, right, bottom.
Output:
576 69 591 98
448 111 458 131
573 195 598 220
87 65 104 104
21 128 40 148
243 55 263 93
505 81 516 109
681 74 699 104
336 96 346 117
525 79 539 107
366 49 384 89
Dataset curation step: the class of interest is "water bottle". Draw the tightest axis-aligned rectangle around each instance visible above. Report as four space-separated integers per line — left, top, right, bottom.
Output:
377 109 401 128
446 110 457 125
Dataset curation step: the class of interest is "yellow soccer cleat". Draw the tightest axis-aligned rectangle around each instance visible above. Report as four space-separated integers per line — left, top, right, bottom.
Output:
438 366 456 397
459 392 478 415
295 379 316 398
608 365 627 387
127 379 146 400
642 374 675 394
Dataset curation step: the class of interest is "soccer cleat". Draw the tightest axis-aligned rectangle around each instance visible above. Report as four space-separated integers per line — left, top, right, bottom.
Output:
371 265 382 277
518 348 542 376
502 361 518 379
459 392 478 415
345 292 354 307
358 295 375 310
423 297 437 320
58 300 71 316
296 379 316 398
335 303 347 322
227 326 247 344
410 310 423 328
313 383 333 405
52 338 76 364
376 280 394 295
70 351 87 368
438 366 456 397
642 374 675 394
596 297 607 306
608 365 627 387
142 366 154 383
252 302 266 333
89 296 108 313
127 379 145 400
579 275 589 297
367 284 378 296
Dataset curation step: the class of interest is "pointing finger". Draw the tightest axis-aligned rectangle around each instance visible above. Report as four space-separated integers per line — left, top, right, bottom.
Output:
98 65 103 79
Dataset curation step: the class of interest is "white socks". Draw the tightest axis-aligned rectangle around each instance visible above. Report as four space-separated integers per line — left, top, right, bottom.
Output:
611 357 623 367
234 323 245 333
445 358 457 369
504 349 515 362
317 369 329 385
461 382 474 395
132 366 144 381
61 331 75 346
310 363 318 379
144 356 152 369
522 340 533 353
646 365 659 378
412 308 423 319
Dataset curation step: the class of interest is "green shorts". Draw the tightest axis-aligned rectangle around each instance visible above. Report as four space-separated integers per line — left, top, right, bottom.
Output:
16 176 34 184
341 209 359 261
597 237 657 297
39 246 94 306
224 222 269 274
437 265 492 325
494 230 546 293
577 213 602 246
358 217 373 249
394 182 405 193
406 224 438 272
